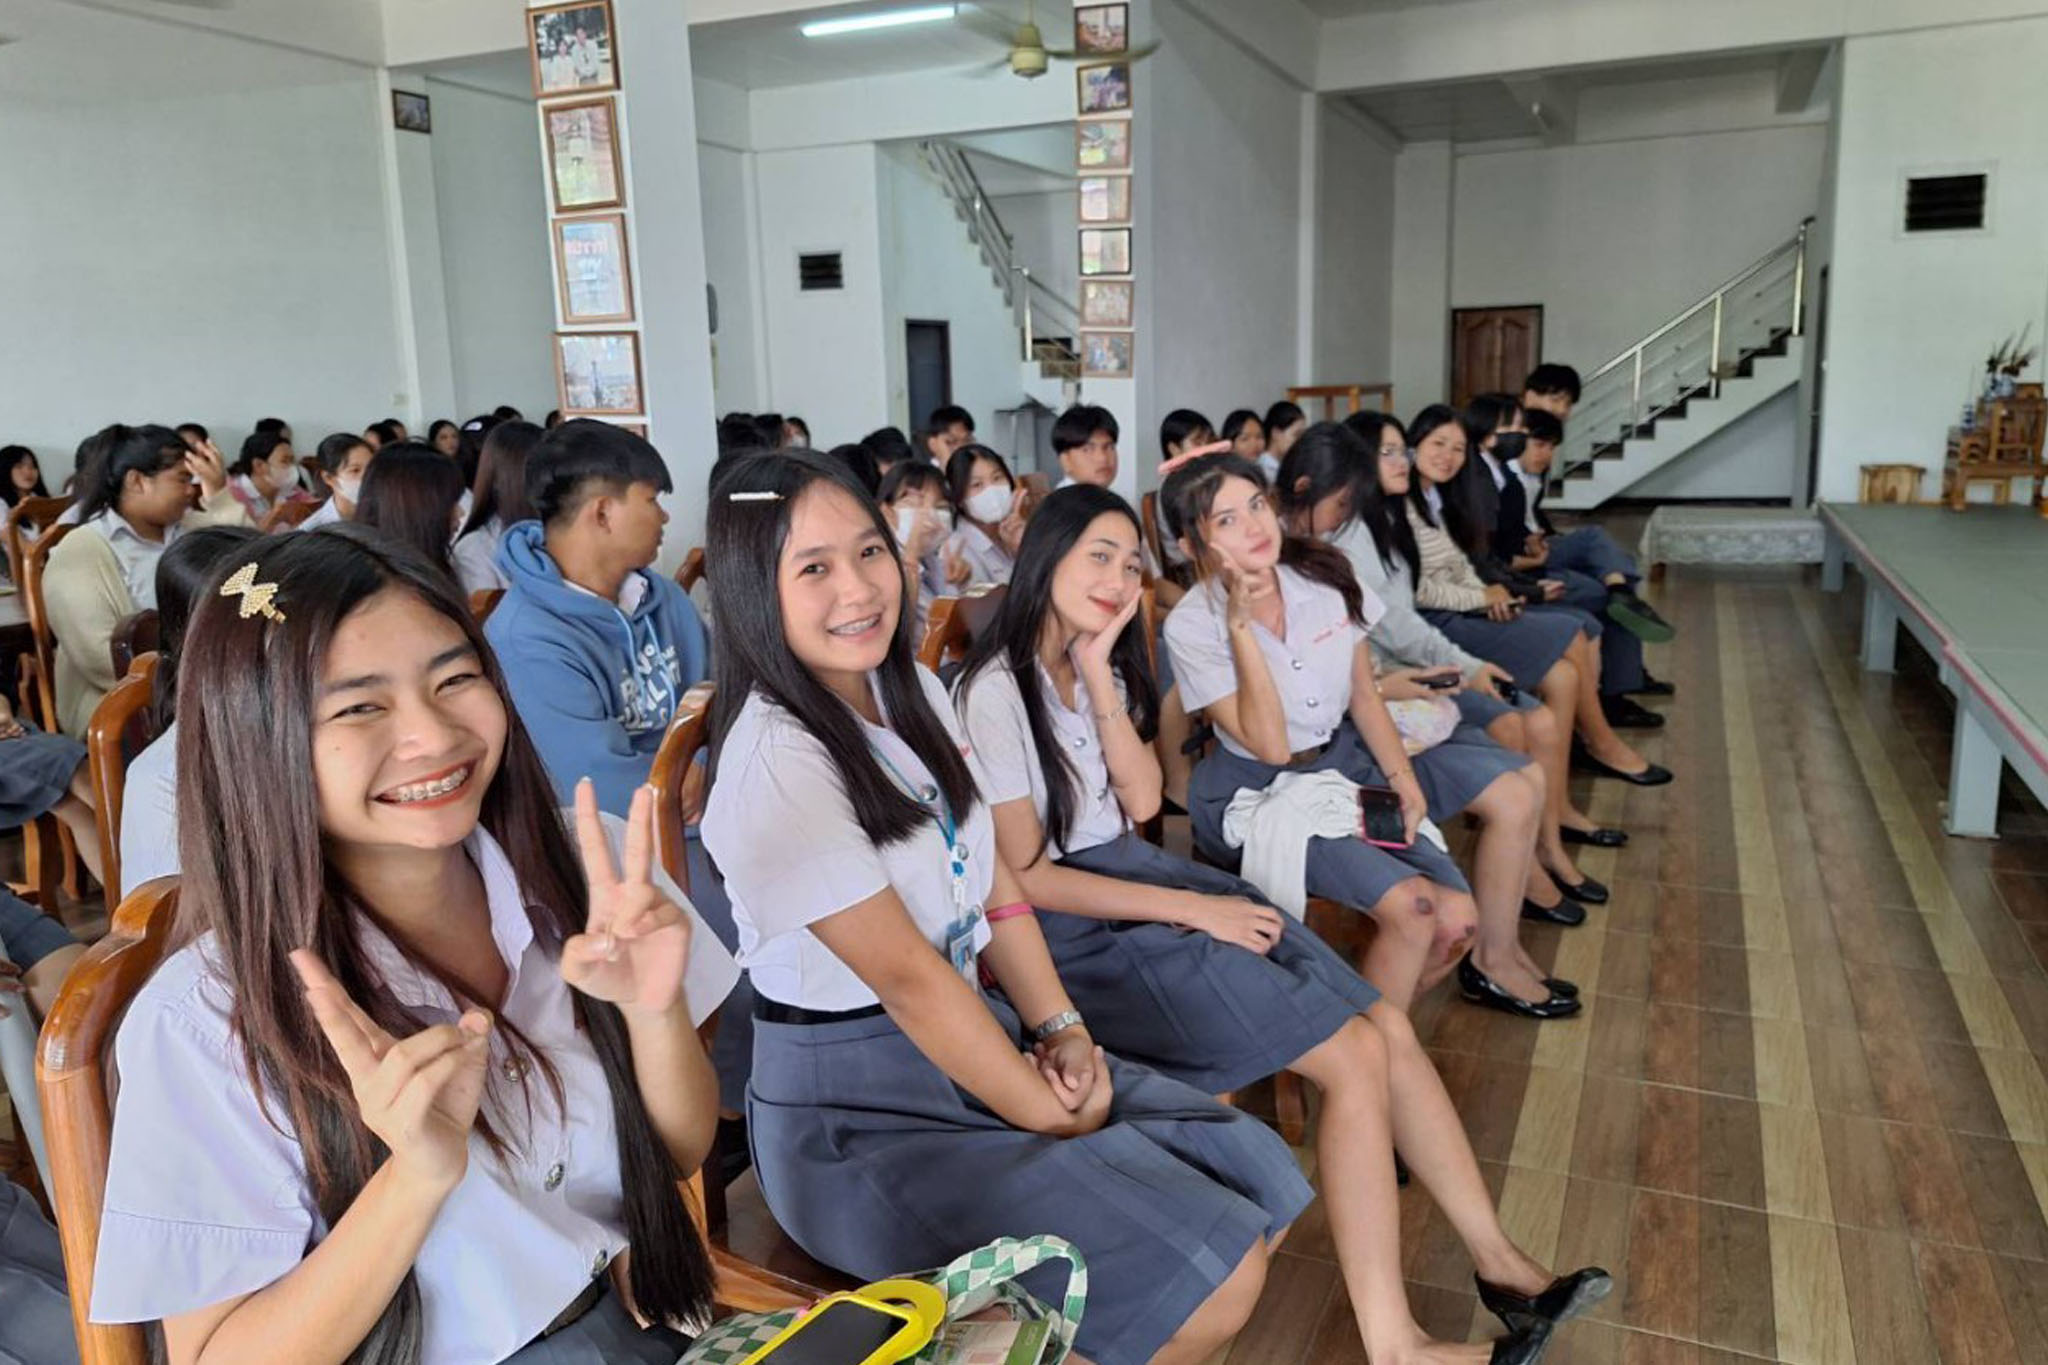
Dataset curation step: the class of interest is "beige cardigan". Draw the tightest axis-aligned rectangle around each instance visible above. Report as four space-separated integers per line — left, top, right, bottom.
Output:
45 490 251 736
1406 505 1493 613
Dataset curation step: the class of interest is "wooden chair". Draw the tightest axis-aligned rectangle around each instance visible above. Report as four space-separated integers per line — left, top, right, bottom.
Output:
5 495 74 591
19 521 73 736
675 547 707 595
648 683 854 1306
1944 394 2048 509
917 585 1004 675
259 498 322 533
1859 463 1927 505
108 610 159 684
1287 383 1394 423
468 588 505 623
86 655 160 918
16 521 82 903
35 875 812 1362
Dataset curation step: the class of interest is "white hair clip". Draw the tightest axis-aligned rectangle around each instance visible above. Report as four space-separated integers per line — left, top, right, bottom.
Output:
728 490 783 502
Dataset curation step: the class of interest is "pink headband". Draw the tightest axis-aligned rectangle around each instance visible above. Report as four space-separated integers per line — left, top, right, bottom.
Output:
1156 439 1233 480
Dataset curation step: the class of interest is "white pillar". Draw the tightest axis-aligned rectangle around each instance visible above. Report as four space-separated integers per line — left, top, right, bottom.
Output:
1390 140 1454 413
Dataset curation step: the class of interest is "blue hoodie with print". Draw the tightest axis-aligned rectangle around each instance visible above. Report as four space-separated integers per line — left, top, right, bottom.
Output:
487 520 710 816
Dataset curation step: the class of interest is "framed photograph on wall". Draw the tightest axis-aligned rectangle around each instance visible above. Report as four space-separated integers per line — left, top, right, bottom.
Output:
1081 331 1134 379
392 90 431 134
545 98 625 212
1078 174 1131 224
1075 4 1128 54
530 0 618 98
1076 117 1131 170
1077 61 1132 114
555 213 635 324
1079 227 1132 277
555 331 644 414
1081 279 1134 327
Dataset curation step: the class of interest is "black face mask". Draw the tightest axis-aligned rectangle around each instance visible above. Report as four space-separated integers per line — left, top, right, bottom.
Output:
1492 431 1529 463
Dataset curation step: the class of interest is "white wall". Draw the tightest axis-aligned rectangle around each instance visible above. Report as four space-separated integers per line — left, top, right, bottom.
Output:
1816 14 2048 502
1390 141 1454 414
990 189 1082 326
1310 102 1396 388
425 78 556 420
1625 388 1799 500
699 142 768 415
0 46 404 477
1450 123 1827 377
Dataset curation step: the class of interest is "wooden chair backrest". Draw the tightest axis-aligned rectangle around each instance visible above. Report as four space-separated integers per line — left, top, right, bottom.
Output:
1989 396 2048 464
5 495 73 589
36 876 181 1365
87 654 160 917
675 546 707 595
259 498 322 533
916 584 1003 672
21 522 74 733
109 609 159 683
468 588 505 623
1287 383 1394 423
1139 492 1166 580
649 681 716 897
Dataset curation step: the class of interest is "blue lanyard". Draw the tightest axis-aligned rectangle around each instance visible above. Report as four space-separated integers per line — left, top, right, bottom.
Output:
870 742 981 984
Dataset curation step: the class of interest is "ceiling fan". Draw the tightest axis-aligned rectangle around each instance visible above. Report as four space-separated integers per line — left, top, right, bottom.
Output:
957 1 1158 80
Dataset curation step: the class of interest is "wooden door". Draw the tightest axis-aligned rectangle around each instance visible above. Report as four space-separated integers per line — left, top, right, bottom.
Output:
1450 306 1543 408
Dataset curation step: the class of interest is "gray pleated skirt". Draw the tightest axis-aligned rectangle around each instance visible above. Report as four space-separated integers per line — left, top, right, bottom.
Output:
1047 834 1378 1093
1186 724 1470 910
1410 723 1533 822
499 1285 688 1364
0 728 82 828
746 995 1311 1365
1423 608 1583 692
0 1177 75 1365
1452 686 1538 732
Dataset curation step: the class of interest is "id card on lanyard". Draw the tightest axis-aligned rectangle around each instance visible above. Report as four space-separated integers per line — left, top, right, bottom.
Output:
872 744 984 988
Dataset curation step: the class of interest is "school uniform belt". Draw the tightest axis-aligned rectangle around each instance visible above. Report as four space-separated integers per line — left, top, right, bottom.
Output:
538 1274 608 1339
754 997 889 1027
1287 737 1336 767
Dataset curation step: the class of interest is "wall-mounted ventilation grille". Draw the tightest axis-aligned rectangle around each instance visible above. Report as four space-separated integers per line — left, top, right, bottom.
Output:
799 252 844 291
1904 173 1987 233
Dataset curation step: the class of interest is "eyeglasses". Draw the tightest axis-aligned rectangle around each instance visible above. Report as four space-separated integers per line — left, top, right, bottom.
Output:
1377 445 1411 460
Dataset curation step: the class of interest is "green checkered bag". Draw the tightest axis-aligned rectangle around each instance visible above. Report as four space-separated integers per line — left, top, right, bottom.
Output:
681 1234 1087 1365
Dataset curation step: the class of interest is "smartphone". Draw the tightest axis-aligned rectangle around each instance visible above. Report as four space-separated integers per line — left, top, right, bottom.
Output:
746 1299 916 1365
1494 678 1521 705
1420 670 1460 691
1359 786 1410 849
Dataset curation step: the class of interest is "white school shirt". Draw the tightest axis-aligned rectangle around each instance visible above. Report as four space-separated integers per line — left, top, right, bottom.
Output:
298 495 345 530
701 666 996 1013
1478 450 1507 491
956 661 1126 859
83 510 177 610
116 720 178 897
1516 467 1544 535
452 516 508 594
944 521 1014 586
1162 564 1383 760
91 825 738 1365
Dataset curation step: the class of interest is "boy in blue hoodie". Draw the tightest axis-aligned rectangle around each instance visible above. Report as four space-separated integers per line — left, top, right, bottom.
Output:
487 419 710 816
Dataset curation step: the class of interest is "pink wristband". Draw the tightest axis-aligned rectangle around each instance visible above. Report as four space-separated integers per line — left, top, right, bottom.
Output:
986 902 1035 923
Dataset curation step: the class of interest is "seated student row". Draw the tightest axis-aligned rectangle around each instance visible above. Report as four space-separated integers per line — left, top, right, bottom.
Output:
83 431 1613 1365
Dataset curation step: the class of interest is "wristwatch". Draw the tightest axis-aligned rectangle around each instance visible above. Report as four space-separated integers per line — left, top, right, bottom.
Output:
1030 1010 1086 1043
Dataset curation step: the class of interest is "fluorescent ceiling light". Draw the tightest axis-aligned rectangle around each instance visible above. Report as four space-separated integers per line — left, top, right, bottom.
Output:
802 6 957 39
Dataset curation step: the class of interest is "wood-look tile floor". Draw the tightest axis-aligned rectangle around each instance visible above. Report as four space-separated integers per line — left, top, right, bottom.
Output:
1214 563 2048 1365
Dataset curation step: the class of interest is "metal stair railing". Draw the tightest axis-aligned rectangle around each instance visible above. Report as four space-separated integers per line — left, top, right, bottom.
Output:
1555 217 1812 486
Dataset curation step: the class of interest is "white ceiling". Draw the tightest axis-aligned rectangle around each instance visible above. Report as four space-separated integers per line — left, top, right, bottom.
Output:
692 1 1078 91
0 0 371 102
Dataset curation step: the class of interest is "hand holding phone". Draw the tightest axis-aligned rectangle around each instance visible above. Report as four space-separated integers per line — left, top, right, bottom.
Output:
1420 669 1461 691
1359 785 1410 848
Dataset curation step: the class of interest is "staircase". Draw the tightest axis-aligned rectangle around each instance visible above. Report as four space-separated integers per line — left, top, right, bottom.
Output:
1548 220 1812 510
917 138 1085 402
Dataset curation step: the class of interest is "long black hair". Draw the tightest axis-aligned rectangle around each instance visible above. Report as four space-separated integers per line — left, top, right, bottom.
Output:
460 420 541 538
705 451 978 846
354 442 464 576
1159 452 1368 626
76 424 187 524
1336 412 1422 583
955 486 1159 862
1405 403 1495 557
175 526 715 1361
943 444 1014 525
0 445 47 507
152 524 259 729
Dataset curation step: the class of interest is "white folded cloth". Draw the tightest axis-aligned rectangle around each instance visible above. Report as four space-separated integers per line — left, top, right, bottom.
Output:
1220 770 1450 920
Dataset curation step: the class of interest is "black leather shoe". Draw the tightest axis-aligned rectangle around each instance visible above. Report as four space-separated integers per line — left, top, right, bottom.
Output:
1545 977 1580 999
1574 751 1674 787
1554 874 1609 906
1521 896 1587 927
1477 1266 1615 1335
1458 955 1583 1019
1561 825 1628 848
1601 695 1666 729
1489 1323 1552 1364
1628 671 1676 698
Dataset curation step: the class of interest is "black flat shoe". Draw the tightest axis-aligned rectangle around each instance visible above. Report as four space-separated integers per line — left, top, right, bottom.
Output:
1545 977 1580 998
1628 671 1676 698
1553 874 1609 906
1458 955 1583 1019
1601 695 1666 729
1490 1323 1552 1365
1574 752 1674 787
1521 896 1587 927
1477 1266 1616 1335
1561 825 1628 848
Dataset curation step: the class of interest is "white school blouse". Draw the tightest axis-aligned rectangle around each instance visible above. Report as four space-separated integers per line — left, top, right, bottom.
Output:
91 825 738 1365
452 515 507 594
298 495 345 531
956 662 1127 860
1162 565 1383 760
944 521 1014 586
116 720 178 897
701 666 996 1014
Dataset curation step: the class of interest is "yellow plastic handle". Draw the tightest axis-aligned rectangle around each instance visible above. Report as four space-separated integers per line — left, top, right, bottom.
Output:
854 1278 948 1341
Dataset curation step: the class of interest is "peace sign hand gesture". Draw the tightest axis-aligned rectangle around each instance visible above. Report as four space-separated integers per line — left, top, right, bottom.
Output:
564 779 693 1020
289 949 492 1192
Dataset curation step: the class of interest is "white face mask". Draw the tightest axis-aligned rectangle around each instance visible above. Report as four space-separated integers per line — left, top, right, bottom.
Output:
336 474 363 508
964 483 1013 525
